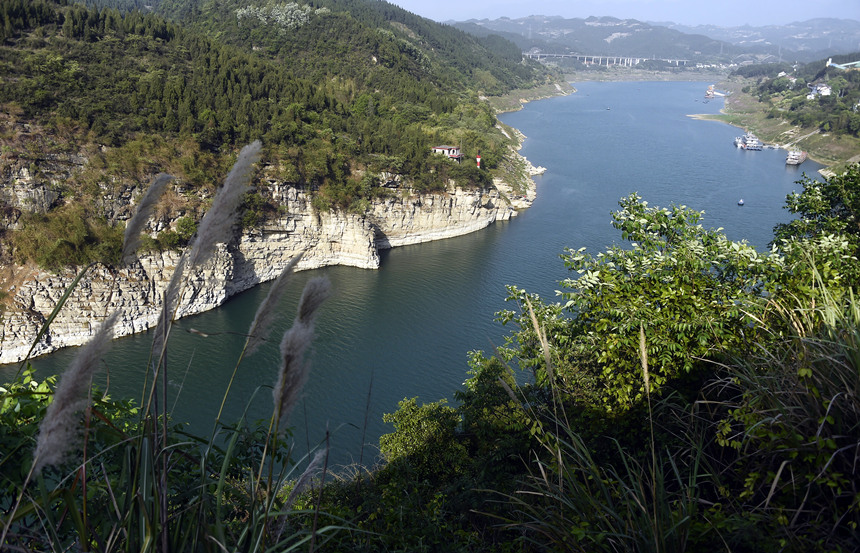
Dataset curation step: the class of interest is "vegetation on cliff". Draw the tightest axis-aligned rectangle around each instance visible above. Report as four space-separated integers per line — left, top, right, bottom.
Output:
1 160 858 551
0 0 556 271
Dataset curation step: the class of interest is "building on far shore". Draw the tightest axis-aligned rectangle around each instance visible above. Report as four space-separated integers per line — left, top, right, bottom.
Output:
431 145 462 162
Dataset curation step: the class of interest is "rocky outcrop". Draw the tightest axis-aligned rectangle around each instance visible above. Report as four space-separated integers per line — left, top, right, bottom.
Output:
369 185 514 249
0 152 84 226
0 117 91 225
0 181 528 363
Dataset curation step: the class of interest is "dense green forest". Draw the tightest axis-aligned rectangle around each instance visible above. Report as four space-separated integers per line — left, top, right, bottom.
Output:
153 0 541 96
732 53 860 136
0 0 554 269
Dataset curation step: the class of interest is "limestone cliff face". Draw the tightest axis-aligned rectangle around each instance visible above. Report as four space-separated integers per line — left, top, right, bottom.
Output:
369 185 512 248
0 183 521 363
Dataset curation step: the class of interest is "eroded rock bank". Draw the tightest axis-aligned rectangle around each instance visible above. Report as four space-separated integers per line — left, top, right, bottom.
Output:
0 177 536 363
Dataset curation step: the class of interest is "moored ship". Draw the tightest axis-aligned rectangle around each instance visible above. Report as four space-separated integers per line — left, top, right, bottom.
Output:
785 150 808 165
734 133 763 150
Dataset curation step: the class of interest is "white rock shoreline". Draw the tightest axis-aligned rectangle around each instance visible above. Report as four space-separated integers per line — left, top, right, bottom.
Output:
0 153 541 364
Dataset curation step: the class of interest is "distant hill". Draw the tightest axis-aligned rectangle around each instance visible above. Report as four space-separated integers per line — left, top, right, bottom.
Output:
74 0 552 96
452 15 860 64
664 18 860 60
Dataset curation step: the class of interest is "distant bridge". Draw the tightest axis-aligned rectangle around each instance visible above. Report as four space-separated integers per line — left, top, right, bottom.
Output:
523 52 690 66
826 58 860 70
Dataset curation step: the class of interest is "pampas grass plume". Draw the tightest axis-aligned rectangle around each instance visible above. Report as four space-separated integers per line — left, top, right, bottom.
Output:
639 324 650 395
274 448 327 541
272 277 331 428
284 449 326 510
33 311 120 474
188 140 262 269
245 252 304 356
122 173 173 265
150 255 187 369
149 141 261 364
297 275 331 326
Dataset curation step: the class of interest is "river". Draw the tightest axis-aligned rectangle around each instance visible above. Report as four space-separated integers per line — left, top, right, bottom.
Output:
2 81 822 469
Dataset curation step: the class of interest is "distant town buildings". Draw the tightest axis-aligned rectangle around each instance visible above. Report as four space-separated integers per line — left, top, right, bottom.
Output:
777 71 798 85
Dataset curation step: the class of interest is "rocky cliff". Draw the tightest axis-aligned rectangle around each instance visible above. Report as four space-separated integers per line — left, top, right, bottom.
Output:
0 180 530 364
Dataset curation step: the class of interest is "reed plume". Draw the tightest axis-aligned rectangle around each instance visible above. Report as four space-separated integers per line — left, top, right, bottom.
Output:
272 277 331 429
32 311 119 474
296 276 331 326
284 449 326 510
187 140 262 269
639 324 650 395
122 173 174 265
150 140 260 365
245 252 304 357
150 255 187 369
273 449 328 542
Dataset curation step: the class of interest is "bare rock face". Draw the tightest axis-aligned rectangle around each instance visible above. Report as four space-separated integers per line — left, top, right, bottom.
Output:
369 184 513 248
0 116 91 227
0 120 143 230
0 183 520 363
1 251 197 362
0 155 81 226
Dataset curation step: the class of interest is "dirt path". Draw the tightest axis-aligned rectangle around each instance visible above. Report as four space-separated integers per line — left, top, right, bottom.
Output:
783 129 820 148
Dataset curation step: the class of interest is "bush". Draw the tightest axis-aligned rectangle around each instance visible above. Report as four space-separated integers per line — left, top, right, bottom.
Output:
708 288 860 551
379 397 468 479
12 204 123 271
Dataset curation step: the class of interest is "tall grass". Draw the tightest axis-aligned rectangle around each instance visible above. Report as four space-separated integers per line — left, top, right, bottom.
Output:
706 283 860 551
497 308 702 553
0 142 342 552
498 273 859 552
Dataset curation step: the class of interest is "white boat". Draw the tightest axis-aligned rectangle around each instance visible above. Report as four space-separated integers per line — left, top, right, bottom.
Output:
738 199 744 206
734 133 762 150
786 150 808 165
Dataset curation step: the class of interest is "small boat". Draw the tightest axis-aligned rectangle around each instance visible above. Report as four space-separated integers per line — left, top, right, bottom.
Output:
786 150 808 165
738 199 744 206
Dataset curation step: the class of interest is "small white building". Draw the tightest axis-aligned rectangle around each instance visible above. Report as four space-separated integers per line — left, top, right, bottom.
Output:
807 83 832 99
432 145 462 161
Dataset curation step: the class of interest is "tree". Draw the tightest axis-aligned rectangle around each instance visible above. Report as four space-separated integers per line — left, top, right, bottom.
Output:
498 193 855 411
774 163 860 257
379 397 468 479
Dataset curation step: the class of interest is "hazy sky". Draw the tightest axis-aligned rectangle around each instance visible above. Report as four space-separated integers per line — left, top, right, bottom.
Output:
389 0 860 28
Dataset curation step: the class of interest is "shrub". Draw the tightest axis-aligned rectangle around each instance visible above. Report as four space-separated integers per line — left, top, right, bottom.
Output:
379 397 468 479
12 204 123 271
708 287 860 551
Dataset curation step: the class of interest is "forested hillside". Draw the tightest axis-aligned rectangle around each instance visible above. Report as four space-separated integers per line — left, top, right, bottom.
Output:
732 53 860 137
154 0 542 96
0 0 554 270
